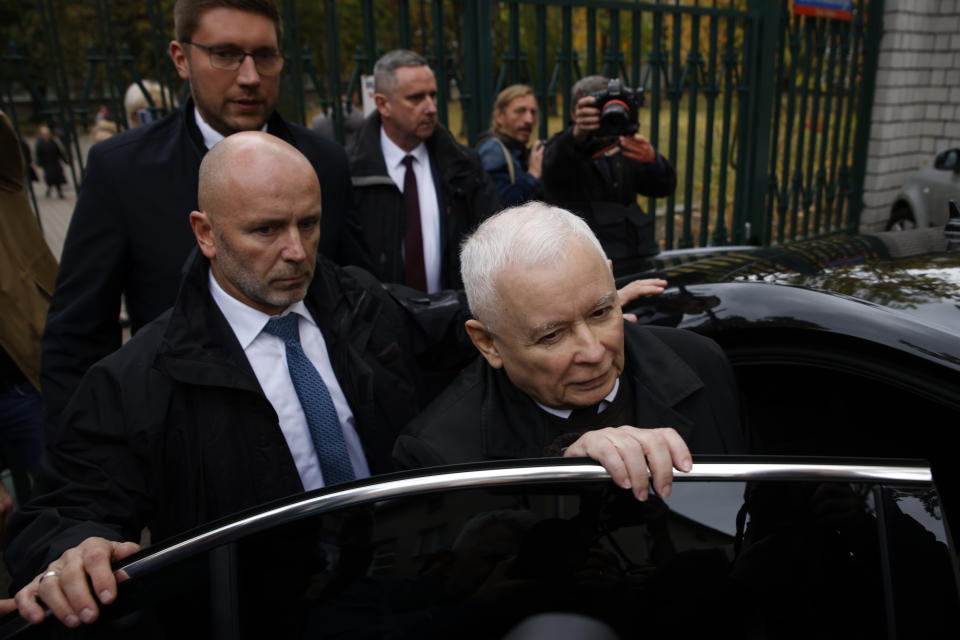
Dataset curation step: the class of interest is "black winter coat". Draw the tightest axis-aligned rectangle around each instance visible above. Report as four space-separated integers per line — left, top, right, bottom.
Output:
40 99 369 440
34 137 66 187
542 127 676 209
542 128 676 270
393 323 745 469
348 113 502 289
5 250 470 590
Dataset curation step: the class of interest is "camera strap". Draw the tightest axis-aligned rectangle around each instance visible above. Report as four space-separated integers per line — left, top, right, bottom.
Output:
590 139 622 160
492 137 517 184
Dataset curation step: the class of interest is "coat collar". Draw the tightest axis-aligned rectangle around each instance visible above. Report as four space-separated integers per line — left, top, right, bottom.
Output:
349 111 476 181
153 248 260 392
480 322 705 458
619 322 703 444
153 249 381 394
179 96 299 156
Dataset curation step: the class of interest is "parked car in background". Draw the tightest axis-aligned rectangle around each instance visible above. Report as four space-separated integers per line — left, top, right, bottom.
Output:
0 459 957 638
886 147 960 230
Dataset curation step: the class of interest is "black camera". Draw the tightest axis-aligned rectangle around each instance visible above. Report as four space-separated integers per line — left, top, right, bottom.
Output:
591 78 645 138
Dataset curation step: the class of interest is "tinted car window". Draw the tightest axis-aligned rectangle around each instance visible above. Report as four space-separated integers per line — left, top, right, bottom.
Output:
732 359 960 543
882 486 960 637
936 149 959 171
40 479 896 639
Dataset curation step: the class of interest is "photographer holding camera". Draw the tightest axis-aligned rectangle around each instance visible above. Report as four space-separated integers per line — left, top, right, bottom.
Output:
542 75 676 274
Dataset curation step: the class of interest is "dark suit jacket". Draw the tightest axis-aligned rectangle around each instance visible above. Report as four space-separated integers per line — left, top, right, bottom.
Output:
40 99 368 438
347 112 502 289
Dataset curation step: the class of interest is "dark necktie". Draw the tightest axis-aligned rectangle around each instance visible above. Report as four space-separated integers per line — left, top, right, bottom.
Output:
569 404 601 422
263 314 356 486
401 155 428 291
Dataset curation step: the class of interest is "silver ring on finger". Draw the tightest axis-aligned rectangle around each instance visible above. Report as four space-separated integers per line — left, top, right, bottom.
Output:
38 570 60 584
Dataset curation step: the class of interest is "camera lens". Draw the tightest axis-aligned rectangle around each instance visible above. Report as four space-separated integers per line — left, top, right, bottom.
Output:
600 100 631 132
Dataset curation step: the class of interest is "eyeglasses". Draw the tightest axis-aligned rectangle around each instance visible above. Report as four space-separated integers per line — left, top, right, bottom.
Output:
187 42 285 76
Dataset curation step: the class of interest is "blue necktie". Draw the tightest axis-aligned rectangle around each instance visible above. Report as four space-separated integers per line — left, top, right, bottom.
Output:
263 314 356 486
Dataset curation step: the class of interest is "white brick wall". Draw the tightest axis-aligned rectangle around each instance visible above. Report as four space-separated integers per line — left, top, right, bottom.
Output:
861 3 960 231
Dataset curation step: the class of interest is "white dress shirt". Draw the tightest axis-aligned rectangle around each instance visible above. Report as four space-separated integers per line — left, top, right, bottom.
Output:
194 106 267 149
380 127 442 293
208 270 371 489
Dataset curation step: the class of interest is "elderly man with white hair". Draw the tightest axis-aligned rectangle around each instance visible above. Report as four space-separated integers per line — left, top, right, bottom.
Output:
394 201 745 500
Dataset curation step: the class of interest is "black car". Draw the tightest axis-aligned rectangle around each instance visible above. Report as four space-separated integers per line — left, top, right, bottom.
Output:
622 234 960 542
1 458 957 638
4 234 960 637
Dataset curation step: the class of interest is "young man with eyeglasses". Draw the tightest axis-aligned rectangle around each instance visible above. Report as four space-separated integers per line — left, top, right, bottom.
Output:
40 0 368 441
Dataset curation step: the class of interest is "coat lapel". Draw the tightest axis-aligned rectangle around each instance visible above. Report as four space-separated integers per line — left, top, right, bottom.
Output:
623 324 705 443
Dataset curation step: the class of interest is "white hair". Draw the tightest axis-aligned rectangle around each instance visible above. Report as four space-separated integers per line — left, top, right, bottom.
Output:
124 80 175 127
460 201 606 332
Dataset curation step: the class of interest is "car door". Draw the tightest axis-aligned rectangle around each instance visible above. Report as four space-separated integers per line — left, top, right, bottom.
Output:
2 460 956 639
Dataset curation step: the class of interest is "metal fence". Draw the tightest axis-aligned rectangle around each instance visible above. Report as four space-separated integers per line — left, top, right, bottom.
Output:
0 0 882 250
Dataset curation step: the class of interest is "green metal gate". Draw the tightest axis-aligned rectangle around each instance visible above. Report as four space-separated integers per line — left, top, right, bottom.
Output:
0 0 882 250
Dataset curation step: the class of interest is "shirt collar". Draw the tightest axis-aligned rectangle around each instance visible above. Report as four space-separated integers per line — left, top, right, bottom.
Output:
536 377 621 420
194 106 269 150
207 268 315 349
380 125 427 170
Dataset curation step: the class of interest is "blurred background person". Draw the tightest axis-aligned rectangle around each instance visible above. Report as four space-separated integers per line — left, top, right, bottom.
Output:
475 84 544 207
33 125 67 199
90 105 118 145
123 79 175 128
310 95 364 147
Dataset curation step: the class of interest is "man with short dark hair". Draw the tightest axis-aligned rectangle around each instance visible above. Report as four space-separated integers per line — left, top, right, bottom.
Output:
395 202 745 497
40 0 367 439
348 49 501 292
476 84 544 207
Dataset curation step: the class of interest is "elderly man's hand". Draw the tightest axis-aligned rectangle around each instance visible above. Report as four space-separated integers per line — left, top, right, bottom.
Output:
620 133 656 164
563 426 692 502
0 598 16 616
14 537 140 627
572 96 601 143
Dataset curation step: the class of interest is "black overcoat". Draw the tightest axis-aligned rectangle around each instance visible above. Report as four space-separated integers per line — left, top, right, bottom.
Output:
6 251 469 590
394 323 746 469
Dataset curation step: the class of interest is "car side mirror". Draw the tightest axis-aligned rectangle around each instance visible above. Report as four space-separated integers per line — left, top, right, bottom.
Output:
934 148 960 172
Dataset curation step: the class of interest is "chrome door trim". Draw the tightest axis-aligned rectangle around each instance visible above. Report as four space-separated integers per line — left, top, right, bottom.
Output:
687 462 931 483
118 460 931 579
